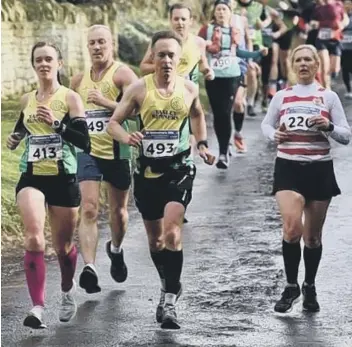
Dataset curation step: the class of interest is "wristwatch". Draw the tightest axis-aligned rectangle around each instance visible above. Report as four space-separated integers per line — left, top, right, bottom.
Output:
51 119 61 130
197 140 209 149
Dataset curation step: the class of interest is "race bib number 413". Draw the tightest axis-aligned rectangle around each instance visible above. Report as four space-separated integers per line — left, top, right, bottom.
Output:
28 134 63 162
142 130 179 158
86 109 112 134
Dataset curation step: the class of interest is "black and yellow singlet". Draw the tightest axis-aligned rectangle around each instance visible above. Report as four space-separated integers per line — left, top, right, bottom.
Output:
77 61 131 160
19 86 77 176
138 74 192 178
177 34 201 85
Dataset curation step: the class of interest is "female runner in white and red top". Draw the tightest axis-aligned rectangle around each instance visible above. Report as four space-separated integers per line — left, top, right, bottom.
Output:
261 44 351 314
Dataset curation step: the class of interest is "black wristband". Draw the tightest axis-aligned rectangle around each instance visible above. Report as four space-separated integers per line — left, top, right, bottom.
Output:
197 140 208 149
322 122 334 132
327 122 334 132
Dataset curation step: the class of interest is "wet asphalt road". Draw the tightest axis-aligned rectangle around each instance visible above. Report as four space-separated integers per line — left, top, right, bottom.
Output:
2 88 352 347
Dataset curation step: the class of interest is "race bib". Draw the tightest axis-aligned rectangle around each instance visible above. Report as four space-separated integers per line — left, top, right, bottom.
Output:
86 109 112 135
249 28 256 40
262 28 272 37
210 56 235 70
142 130 179 158
282 108 321 132
318 28 333 40
28 134 62 162
342 33 352 44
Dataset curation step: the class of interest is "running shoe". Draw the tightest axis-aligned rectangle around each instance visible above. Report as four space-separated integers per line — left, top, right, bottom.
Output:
302 283 320 312
216 154 229 169
23 306 46 329
106 241 128 283
161 293 181 329
274 284 301 313
79 264 101 294
156 283 183 323
234 135 247 153
59 280 77 322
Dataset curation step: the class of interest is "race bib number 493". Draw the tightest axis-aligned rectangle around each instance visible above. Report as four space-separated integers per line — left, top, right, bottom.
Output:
86 109 112 134
28 134 63 162
142 130 179 158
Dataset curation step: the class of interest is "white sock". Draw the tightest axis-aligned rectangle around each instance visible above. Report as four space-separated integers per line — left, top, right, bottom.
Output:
161 279 166 291
235 131 242 138
86 263 97 274
110 242 122 254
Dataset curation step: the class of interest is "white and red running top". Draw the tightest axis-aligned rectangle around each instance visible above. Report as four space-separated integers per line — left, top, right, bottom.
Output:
261 83 351 162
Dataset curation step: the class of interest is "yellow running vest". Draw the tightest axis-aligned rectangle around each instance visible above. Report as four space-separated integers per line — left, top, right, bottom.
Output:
77 61 125 160
177 34 201 83
20 86 77 175
139 74 191 178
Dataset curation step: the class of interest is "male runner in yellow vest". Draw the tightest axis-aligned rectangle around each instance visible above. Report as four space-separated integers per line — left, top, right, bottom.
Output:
70 25 138 294
107 30 214 330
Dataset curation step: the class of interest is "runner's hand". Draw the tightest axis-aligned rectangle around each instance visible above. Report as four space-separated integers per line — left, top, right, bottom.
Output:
36 106 57 126
308 115 330 130
260 47 269 57
274 123 289 144
87 89 107 107
7 132 23 150
204 68 215 81
198 145 215 165
126 131 144 147
271 31 282 40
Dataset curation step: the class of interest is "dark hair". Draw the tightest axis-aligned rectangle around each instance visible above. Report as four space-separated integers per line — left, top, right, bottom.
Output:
169 3 192 18
151 30 183 48
30 41 63 84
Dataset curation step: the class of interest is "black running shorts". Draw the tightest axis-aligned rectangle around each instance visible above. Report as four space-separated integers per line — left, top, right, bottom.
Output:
16 173 81 207
133 166 195 221
272 157 341 201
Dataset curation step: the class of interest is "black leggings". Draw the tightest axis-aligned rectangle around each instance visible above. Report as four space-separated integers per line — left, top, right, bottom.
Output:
341 50 352 93
205 77 240 155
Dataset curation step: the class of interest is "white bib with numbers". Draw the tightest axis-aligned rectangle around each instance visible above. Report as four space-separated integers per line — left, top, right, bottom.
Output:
86 109 112 135
28 134 63 162
210 55 236 71
342 32 352 43
142 130 179 158
318 28 333 40
281 106 321 132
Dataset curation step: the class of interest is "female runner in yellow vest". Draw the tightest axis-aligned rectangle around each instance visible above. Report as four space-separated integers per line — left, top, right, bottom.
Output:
6 42 90 329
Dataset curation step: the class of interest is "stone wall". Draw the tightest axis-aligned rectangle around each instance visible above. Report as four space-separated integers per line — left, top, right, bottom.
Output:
1 0 210 98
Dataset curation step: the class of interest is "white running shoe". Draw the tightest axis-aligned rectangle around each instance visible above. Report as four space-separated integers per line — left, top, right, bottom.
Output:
344 92 352 99
23 305 47 329
59 280 77 322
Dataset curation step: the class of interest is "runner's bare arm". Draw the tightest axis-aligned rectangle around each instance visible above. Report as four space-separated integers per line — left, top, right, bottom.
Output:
69 73 84 92
197 37 211 74
107 81 142 144
187 82 207 143
140 43 155 76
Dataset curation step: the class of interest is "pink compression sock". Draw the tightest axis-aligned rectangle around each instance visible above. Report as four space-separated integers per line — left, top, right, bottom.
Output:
24 251 46 307
57 245 78 292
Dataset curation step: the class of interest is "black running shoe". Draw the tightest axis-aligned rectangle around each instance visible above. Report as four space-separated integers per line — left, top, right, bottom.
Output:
247 105 257 117
302 283 320 312
79 265 101 294
183 217 188 224
156 284 183 323
216 154 229 169
161 304 180 330
274 284 301 313
106 241 128 283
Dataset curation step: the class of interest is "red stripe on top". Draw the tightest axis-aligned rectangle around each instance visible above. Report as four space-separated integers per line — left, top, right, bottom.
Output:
321 110 330 119
279 148 330 156
286 134 329 143
283 96 324 104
